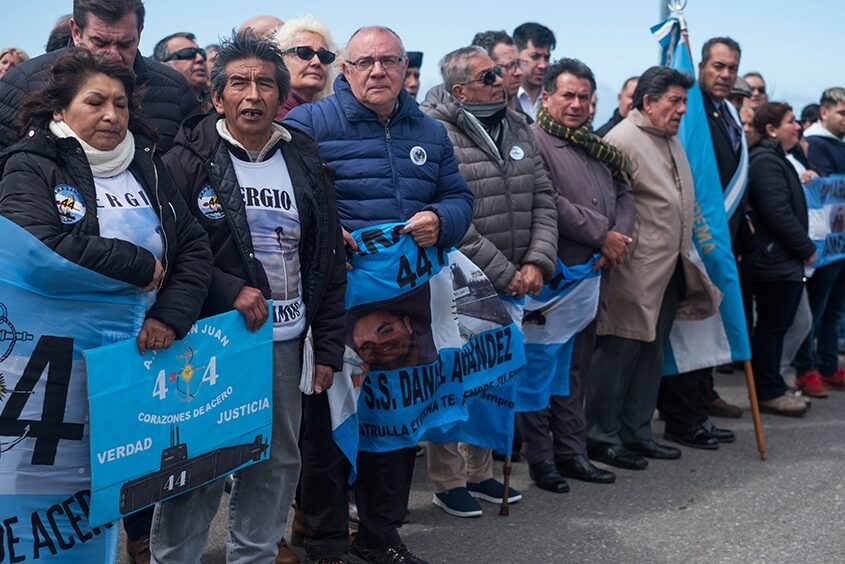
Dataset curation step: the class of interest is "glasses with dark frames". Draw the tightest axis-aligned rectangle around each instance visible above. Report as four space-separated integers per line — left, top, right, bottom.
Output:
460 66 503 86
163 47 206 62
283 46 337 65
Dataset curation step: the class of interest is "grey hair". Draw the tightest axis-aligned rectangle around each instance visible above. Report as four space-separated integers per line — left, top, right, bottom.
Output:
152 31 196 62
440 46 488 91
633 65 694 110
346 26 406 59
211 30 290 101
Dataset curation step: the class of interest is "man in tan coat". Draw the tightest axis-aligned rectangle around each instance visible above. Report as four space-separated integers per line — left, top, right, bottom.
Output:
585 66 722 471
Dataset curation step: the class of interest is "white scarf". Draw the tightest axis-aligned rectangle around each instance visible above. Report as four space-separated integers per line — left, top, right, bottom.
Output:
216 119 291 162
49 120 135 178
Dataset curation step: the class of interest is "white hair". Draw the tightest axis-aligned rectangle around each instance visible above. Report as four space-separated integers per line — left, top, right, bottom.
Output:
274 14 341 101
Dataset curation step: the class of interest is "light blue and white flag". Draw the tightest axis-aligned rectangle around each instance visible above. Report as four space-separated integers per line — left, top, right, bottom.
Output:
804 175 845 269
650 16 752 374
0 216 134 563
85 309 273 527
328 223 525 474
516 257 601 412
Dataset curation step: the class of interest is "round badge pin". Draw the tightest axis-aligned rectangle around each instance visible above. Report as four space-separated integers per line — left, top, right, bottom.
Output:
509 145 525 161
410 146 428 166
53 185 86 224
197 185 225 220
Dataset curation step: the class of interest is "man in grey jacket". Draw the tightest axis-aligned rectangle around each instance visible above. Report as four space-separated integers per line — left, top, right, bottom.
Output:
520 58 635 492
421 46 557 518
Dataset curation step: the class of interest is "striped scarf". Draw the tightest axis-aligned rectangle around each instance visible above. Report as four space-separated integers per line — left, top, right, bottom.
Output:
535 106 633 183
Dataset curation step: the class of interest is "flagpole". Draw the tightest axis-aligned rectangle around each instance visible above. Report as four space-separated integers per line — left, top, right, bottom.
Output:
667 0 767 461
499 455 512 516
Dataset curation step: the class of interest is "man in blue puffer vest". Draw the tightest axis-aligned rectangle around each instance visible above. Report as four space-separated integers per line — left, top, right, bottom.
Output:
285 25 472 564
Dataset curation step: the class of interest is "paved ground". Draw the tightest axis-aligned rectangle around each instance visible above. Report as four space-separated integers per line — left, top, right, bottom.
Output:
119 369 845 563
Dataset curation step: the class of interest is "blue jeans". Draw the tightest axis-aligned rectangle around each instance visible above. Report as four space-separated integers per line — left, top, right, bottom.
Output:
793 261 845 377
150 340 303 564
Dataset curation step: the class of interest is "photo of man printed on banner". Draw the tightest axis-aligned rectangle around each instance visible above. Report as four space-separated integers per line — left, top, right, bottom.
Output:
450 256 515 343
346 284 438 373
831 205 845 233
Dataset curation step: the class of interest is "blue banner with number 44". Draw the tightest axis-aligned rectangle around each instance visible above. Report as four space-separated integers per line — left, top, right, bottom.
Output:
85 309 273 527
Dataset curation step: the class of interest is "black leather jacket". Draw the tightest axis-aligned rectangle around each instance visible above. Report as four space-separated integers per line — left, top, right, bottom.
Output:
0 127 212 337
163 113 347 370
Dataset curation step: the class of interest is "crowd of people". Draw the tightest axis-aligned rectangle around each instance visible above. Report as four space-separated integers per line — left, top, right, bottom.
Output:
1 1 844 564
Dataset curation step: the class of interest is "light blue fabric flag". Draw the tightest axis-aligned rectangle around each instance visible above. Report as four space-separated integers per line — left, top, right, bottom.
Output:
650 17 752 374
0 216 139 563
516 257 601 412
328 224 526 475
85 309 273 527
803 175 845 269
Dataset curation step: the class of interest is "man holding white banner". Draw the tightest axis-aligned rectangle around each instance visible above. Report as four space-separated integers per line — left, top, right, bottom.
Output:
521 58 634 491
420 45 557 516
586 66 722 470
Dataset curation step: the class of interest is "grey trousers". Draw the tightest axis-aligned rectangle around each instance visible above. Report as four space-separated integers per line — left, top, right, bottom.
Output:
151 340 303 564
517 316 598 463
781 287 812 373
586 264 682 447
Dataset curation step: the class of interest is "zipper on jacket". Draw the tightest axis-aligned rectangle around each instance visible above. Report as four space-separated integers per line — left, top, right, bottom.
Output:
149 144 169 290
384 118 403 220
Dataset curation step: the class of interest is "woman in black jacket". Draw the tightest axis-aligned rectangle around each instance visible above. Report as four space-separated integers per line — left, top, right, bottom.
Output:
0 49 212 349
743 102 816 417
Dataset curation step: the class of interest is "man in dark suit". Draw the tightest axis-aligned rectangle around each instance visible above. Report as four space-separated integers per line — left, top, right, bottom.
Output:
659 37 746 451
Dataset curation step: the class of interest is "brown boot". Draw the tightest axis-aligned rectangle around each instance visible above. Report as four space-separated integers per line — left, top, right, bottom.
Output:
276 538 300 564
126 537 151 564
289 503 311 548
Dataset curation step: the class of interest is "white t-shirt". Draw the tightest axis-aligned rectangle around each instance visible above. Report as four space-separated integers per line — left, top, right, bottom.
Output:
231 150 306 341
95 171 164 308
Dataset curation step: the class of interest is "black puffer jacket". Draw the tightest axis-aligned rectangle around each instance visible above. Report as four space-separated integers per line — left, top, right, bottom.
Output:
742 138 816 282
0 49 199 152
0 128 213 337
163 113 347 370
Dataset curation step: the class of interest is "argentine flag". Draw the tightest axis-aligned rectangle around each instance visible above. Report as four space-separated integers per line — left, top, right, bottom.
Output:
650 16 751 374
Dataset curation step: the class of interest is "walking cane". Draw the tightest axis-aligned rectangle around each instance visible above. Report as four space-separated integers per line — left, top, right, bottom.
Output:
499 455 512 516
743 360 767 460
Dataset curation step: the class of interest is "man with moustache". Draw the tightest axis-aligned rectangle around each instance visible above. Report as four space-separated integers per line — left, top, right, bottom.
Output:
512 22 555 120
285 26 472 564
153 32 211 112
586 66 721 470
522 58 634 492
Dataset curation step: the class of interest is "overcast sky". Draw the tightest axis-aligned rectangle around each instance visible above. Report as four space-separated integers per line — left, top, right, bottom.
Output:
3 0 838 125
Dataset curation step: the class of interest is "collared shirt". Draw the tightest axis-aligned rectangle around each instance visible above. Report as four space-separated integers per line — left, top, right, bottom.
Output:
517 86 541 121
710 95 742 153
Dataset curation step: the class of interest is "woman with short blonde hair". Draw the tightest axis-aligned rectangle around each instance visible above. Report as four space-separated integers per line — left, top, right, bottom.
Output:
0 48 28 78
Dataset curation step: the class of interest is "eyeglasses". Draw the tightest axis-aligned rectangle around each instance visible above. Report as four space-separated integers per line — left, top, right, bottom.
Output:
163 47 206 62
498 60 520 73
751 86 766 94
346 56 404 72
283 46 336 65
460 66 502 86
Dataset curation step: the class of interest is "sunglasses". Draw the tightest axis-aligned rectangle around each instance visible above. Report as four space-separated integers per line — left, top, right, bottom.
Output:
751 86 766 94
460 66 503 86
163 47 206 62
283 46 336 65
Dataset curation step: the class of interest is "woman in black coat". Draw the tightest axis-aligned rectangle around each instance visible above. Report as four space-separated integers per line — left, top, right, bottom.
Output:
0 49 212 351
742 102 816 417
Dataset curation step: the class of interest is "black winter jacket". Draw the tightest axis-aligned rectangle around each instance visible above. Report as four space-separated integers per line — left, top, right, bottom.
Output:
163 113 347 370
0 128 213 337
0 49 199 152
742 139 816 282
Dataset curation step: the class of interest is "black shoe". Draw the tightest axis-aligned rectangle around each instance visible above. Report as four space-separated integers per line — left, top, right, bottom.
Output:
350 543 428 564
702 419 735 443
588 445 648 470
664 424 719 450
556 455 616 484
528 459 570 493
624 439 682 460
